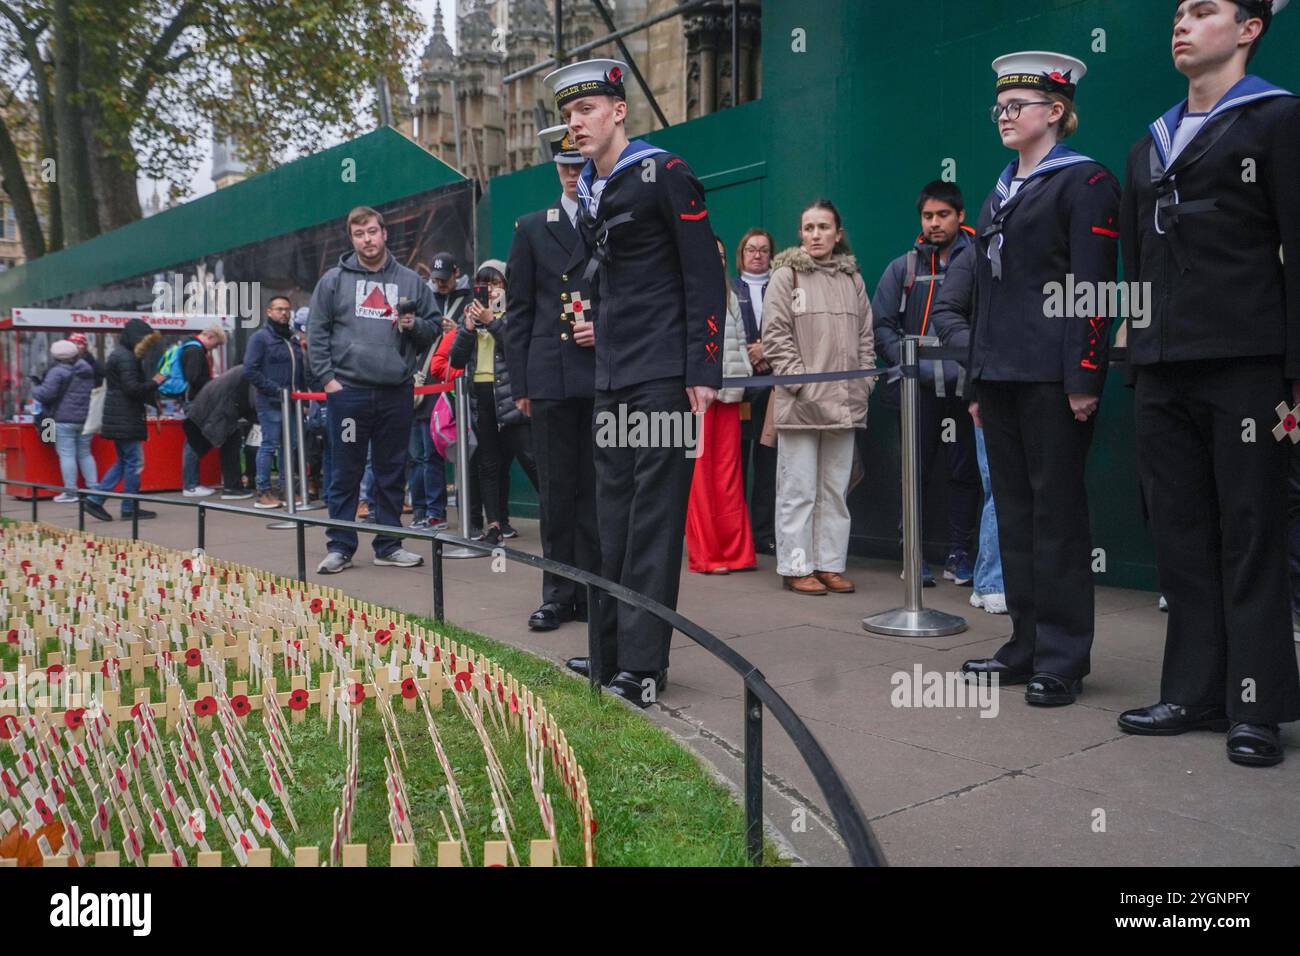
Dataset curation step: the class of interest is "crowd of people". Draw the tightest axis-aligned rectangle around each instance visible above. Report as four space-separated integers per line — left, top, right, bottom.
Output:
28 1 1300 762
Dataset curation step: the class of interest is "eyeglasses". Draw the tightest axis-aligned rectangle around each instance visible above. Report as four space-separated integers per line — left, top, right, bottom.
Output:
990 100 1054 123
743 245 770 255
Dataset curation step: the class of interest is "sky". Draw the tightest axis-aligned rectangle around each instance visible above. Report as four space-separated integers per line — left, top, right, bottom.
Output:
136 0 454 209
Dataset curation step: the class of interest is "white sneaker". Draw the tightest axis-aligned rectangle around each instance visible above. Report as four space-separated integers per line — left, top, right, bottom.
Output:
317 552 352 574
971 591 1008 614
183 485 215 498
373 548 423 568
53 493 78 503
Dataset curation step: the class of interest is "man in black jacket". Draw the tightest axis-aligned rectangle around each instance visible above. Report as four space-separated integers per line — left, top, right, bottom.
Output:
504 124 600 632
544 59 725 706
245 296 307 509
84 318 166 522
873 181 980 587
183 364 256 499
1117 0 1300 765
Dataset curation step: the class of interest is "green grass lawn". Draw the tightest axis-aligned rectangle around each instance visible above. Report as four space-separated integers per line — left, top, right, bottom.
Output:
1 544 783 866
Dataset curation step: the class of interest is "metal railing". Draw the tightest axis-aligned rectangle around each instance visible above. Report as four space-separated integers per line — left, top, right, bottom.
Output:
1 475 886 867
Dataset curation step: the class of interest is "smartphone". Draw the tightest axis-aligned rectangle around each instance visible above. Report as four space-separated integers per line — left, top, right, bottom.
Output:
473 285 490 308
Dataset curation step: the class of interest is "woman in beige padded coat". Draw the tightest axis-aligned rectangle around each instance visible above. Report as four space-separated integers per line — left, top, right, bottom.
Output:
762 199 876 596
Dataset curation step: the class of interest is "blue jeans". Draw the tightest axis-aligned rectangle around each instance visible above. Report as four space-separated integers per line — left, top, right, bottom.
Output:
55 422 97 492
408 419 446 519
973 425 1005 595
255 405 297 493
90 440 144 515
325 384 412 558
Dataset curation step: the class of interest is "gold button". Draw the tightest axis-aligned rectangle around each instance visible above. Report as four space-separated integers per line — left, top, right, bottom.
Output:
561 292 569 300
561 332 570 340
561 274 568 281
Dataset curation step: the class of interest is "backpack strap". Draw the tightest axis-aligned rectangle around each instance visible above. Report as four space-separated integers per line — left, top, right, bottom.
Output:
898 249 918 312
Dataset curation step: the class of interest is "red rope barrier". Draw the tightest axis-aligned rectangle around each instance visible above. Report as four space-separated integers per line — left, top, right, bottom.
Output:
290 382 453 402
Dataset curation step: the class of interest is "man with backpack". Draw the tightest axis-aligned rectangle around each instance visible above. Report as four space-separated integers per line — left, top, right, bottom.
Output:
155 322 227 497
872 180 981 589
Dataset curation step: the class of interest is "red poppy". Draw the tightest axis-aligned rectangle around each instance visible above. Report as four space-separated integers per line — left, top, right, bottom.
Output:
509 693 519 714
46 664 64 685
64 708 85 730
374 629 391 646
185 648 202 668
191 585 202 599
453 671 471 693
6 629 17 644
0 714 18 740
310 598 323 614
590 818 598 835
130 702 144 720
34 796 54 826
333 633 346 647
182 558 192 571
432 646 441 662
466 660 474 674
350 683 366 705
288 689 310 711
608 65 623 83
1047 70 1068 84
231 695 251 718
194 696 217 718
401 678 418 700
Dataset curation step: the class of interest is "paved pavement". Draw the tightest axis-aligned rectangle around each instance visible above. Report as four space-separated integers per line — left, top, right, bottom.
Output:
20 495 1300 866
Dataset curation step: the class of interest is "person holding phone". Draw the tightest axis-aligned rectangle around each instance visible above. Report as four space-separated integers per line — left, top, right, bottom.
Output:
450 261 540 547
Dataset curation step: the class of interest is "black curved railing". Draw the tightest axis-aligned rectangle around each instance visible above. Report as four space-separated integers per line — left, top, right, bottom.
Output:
2 477 886 866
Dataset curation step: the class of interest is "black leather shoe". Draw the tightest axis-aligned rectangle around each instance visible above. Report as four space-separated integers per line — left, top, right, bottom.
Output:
124 509 156 520
1117 701 1230 736
606 669 669 709
83 501 113 522
960 658 1031 685
528 602 573 632
1025 673 1082 706
565 656 592 678
1226 722 1284 767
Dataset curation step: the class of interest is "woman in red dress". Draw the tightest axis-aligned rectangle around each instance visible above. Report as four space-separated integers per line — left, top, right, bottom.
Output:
686 238 757 573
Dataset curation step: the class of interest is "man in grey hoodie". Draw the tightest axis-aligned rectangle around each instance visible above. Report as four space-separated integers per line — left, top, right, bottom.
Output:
308 206 438 573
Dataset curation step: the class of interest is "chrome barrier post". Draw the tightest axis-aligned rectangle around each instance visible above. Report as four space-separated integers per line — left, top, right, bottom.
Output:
444 376 484 559
294 393 324 512
862 335 967 637
268 389 297 531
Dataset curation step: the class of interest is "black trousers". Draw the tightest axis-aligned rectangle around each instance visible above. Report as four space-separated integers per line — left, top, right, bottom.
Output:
740 387 777 547
904 390 980 556
1135 358 1300 724
978 381 1096 679
591 377 696 675
532 396 600 611
182 419 244 491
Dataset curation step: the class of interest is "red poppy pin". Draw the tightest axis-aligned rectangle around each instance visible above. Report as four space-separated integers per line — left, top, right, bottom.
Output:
374 629 391 646
1046 70 1071 84
401 677 418 700
350 683 366 705
46 664 64 685
289 689 310 711
608 66 622 84
231 695 251 718
0 714 19 740
185 648 202 668
310 598 323 614
194 696 217 718
191 585 202 599
6 629 17 644
453 671 472 693
64 708 85 730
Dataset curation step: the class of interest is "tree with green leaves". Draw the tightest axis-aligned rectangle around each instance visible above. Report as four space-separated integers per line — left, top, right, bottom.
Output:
0 0 423 260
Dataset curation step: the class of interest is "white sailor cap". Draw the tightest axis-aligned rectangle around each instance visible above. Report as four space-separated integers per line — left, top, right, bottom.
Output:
992 51 1088 100
543 58 628 110
539 124 585 165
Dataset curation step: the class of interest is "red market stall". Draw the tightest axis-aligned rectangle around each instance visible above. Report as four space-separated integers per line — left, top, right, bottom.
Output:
0 308 232 499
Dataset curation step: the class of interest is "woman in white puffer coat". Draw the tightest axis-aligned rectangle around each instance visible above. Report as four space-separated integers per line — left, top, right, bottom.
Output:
685 237 756 573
